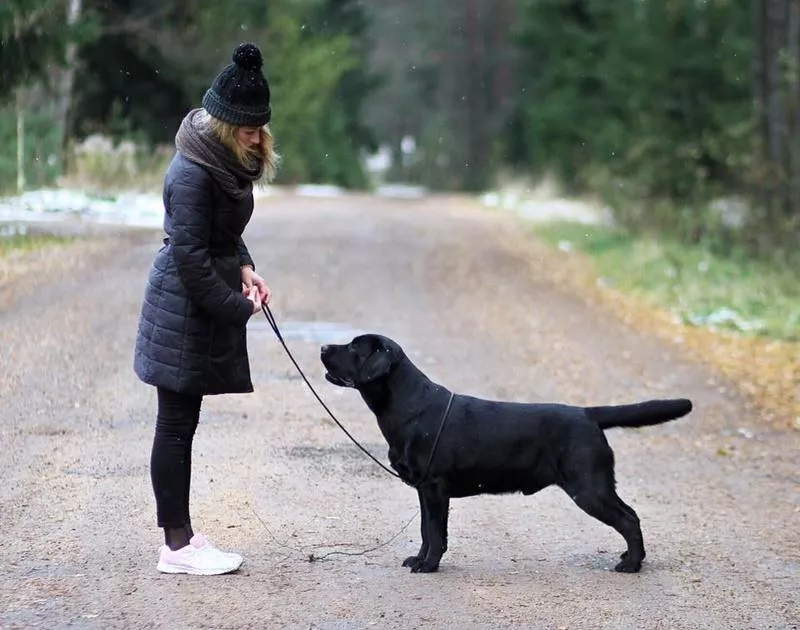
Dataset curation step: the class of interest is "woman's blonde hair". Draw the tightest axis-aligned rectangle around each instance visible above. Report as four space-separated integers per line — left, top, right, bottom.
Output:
202 110 280 182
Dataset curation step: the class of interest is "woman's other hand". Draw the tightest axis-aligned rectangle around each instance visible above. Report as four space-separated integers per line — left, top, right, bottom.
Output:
244 285 262 315
241 265 272 305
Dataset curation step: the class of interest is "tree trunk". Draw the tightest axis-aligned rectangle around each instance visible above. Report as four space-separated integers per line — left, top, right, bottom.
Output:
11 11 25 194
787 0 800 223
16 88 26 194
464 0 488 191
754 0 800 242
55 0 82 168
490 0 515 125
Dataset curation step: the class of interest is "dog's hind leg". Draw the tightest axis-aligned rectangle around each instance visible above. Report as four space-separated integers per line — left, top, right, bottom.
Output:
566 483 646 573
607 494 645 572
402 489 430 571
616 498 643 562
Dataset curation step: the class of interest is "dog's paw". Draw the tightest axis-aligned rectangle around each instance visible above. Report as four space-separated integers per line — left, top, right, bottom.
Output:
618 549 645 564
614 556 642 573
402 555 423 570
412 559 440 573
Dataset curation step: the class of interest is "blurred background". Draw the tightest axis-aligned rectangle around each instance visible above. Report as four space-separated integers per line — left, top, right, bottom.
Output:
4 6 800 625
1 1 798 347
1 2 796 227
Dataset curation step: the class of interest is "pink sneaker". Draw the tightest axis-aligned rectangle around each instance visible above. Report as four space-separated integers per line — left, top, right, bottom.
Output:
157 534 243 575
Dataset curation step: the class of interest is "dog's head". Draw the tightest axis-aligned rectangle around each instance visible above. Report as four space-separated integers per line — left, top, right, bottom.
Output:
320 334 403 389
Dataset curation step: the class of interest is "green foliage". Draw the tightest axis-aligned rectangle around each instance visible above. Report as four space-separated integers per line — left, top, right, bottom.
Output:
0 100 62 192
0 1 68 97
262 0 364 186
71 0 196 146
64 0 374 188
511 0 755 230
306 0 379 187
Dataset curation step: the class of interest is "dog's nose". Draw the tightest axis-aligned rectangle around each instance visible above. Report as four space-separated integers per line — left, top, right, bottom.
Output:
321 345 331 356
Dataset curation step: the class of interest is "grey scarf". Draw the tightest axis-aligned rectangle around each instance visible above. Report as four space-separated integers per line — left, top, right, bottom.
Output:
175 108 264 200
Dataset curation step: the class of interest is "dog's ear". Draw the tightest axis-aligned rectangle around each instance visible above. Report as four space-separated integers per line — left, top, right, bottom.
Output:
359 349 392 383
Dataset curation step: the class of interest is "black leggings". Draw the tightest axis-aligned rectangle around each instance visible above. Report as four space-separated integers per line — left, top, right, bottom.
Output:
150 387 203 528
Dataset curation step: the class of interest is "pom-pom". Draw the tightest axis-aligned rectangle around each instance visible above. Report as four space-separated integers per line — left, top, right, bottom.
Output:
232 42 263 71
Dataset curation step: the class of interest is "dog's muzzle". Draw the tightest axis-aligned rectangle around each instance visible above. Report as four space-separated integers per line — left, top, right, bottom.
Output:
324 372 354 387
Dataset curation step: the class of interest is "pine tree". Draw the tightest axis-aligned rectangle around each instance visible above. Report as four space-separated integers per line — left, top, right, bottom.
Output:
0 0 73 96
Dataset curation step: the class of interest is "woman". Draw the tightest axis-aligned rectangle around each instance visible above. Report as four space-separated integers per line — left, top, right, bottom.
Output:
134 42 279 575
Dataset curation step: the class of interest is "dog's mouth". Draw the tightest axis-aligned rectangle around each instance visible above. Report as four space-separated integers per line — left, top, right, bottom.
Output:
325 372 355 388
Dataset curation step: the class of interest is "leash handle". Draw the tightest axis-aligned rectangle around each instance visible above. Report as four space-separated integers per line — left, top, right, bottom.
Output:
261 304 401 480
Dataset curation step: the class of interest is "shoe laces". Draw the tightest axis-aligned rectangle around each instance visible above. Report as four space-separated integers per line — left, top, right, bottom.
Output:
190 533 218 549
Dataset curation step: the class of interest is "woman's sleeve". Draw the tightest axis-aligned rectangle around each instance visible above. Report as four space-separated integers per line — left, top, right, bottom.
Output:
169 169 253 326
237 236 255 270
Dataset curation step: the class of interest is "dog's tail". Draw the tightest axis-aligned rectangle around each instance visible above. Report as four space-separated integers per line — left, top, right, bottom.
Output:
585 398 692 430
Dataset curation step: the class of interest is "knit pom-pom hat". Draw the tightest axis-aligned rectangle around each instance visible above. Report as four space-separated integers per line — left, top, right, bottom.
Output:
202 42 271 127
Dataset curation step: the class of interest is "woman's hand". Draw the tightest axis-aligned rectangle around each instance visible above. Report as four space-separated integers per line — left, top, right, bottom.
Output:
244 285 262 315
241 265 272 305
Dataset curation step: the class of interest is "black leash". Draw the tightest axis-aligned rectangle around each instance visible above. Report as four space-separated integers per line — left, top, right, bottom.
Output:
261 304 453 487
417 390 455 486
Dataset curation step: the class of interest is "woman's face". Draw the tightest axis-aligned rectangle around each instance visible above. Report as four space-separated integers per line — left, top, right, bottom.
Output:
236 126 261 150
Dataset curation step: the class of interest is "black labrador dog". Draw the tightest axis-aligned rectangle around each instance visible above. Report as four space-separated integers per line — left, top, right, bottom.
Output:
320 334 692 574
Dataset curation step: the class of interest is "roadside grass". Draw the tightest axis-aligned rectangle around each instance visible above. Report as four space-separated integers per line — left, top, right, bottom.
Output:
533 221 799 342
529 220 800 429
0 229 73 258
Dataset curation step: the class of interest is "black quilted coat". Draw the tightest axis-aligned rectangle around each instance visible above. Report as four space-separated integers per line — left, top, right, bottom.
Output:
134 152 256 395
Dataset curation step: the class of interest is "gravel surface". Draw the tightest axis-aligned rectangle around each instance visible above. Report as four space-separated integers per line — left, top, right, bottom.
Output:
0 192 798 630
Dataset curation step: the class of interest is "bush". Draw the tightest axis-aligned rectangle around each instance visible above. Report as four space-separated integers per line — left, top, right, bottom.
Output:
62 133 173 193
0 100 63 194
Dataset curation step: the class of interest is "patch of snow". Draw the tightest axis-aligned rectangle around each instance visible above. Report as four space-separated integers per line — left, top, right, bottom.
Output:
481 184 612 226
0 188 165 229
709 197 750 229
517 198 611 225
247 319 364 344
481 192 500 208
294 184 346 197
0 184 283 230
375 184 428 199
685 307 764 333
364 145 393 173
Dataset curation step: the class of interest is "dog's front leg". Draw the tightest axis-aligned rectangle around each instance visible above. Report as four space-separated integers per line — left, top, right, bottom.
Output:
413 487 449 573
402 488 429 571
403 489 430 573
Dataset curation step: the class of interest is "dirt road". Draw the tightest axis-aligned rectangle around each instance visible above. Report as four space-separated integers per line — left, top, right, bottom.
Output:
1 191 798 630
